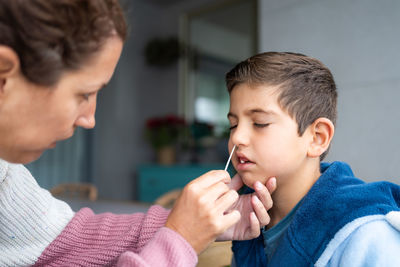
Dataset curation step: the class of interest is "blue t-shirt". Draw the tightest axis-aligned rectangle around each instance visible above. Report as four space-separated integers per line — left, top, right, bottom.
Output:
263 199 303 262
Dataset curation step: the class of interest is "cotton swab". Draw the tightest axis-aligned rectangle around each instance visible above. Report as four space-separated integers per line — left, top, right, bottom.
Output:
224 145 236 171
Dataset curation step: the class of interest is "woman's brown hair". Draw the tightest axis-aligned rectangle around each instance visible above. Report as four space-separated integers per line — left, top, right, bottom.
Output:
0 0 127 86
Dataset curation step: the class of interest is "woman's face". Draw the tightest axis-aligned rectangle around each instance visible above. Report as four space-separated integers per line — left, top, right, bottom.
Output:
0 37 123 163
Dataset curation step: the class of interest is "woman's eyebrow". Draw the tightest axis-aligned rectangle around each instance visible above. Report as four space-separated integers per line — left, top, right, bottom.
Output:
83 82 108 91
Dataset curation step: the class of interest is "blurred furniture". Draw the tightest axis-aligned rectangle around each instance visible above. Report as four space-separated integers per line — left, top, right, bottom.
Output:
51 183 98 201
197 241 233 267
52 184 151 214
155 189 233 267
137 164 224 203
59 197 151 214
154 189 181 208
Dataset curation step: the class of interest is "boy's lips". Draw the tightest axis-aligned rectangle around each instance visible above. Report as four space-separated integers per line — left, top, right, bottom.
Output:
235 152 255 171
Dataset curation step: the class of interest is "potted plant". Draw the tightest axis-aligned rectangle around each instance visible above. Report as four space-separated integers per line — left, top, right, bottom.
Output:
145 114 186 165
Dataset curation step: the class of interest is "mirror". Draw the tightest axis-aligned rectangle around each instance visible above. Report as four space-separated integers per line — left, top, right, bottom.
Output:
179 0 257 136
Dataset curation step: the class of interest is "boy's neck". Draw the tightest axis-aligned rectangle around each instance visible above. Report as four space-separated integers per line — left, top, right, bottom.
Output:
267 159 321 228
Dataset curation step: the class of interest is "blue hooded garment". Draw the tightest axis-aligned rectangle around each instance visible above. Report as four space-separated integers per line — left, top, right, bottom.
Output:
232 161 400 266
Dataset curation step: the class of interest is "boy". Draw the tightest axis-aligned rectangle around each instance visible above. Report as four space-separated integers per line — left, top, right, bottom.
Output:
226 52 400 266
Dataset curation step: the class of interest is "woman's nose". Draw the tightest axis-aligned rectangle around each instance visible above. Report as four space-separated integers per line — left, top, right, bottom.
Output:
76 114 96 129
75 101 97 129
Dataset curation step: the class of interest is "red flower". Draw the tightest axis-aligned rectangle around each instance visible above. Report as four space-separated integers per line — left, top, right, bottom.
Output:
145 114 187 149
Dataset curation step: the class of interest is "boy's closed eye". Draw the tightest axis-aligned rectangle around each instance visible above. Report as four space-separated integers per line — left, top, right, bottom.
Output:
228 117 238 131
229 124 237 131
228 122 270 131
254 122 270 128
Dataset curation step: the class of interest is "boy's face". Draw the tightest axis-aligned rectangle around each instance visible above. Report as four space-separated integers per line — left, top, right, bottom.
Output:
228 83 311 189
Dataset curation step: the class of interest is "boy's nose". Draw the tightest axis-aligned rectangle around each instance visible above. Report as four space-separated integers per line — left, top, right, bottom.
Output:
230 125 250 147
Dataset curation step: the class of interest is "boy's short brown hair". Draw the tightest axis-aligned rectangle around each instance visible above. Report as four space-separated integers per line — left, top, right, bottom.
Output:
0 0 127 86
226 52 337 160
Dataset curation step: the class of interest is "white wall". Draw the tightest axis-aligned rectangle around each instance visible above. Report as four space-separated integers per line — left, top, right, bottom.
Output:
191 19 252 62
259 0 400 183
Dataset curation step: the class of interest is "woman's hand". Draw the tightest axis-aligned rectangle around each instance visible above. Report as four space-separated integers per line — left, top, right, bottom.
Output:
217 174 276 241
165 170 241 254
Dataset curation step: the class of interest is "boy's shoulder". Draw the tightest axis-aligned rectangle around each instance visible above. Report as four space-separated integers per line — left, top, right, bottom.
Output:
284 161 400 264
316 211 400 267
294 161 400 231
305 161 400 214
300 161 399 204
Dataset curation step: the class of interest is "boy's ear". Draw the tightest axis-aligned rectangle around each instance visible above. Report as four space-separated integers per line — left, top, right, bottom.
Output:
307 118 335 158
0 45 20 93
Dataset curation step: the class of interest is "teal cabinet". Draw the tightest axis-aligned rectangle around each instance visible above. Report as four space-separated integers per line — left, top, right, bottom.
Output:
137 164 225 203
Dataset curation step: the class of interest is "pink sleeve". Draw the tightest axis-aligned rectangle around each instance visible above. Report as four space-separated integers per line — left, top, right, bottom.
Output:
116 227 198 267
34 205 197 267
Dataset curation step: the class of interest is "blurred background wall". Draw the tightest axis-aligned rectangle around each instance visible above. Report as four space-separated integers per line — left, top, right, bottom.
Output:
91 0 232 200
29 0 400 200
258 0 400 184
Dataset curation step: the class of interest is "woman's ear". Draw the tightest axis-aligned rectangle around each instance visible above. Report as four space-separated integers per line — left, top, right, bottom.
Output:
0 45 20 93
307 118 335 158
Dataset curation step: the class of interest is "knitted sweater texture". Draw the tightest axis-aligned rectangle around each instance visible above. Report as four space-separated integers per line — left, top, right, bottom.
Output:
0 160 197 266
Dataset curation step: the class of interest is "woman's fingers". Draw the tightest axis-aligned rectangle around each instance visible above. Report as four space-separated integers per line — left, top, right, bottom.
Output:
207 181 232 201
248 211 261 237
215 188 239 211
250 177 276 228
223 209 241 226
228 173 244 191
251 194 271 227
253 178 275 210
265 177 277 194
189 170 231 188
165 170 239 254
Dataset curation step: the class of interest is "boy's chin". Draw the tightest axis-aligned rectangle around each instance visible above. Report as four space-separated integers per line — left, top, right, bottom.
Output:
242 177 261 190
244 183 256 190
240 173 270 189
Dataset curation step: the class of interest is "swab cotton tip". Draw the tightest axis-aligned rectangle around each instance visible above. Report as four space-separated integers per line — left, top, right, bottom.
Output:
224 145 236 171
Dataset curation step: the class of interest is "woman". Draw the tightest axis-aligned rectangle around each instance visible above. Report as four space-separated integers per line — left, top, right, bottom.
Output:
0 1 275 266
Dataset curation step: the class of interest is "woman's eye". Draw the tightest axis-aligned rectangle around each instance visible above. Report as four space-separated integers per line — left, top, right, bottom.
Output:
82 93 91 101
254 123 269 128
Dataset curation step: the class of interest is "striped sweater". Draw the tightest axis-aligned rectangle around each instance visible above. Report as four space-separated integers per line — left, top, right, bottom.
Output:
0 159 197 266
